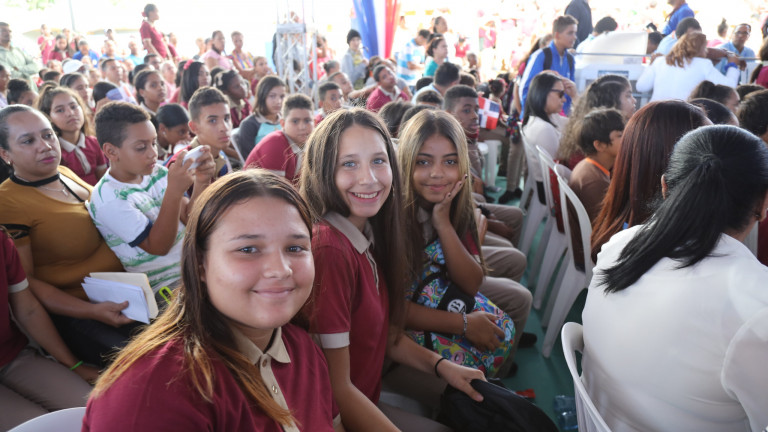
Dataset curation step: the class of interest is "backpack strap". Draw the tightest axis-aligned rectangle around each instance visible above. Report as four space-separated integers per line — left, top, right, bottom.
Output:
543 46 575 79
542 47 553 71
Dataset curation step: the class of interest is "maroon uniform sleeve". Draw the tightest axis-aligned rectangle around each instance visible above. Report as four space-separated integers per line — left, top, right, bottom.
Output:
3 234 27 288
308 230 356 339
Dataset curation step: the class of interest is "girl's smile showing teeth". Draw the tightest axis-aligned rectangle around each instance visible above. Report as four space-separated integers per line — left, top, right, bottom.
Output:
352 191 379 199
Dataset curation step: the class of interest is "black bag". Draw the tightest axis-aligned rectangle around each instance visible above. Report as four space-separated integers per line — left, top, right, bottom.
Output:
438 379 559 432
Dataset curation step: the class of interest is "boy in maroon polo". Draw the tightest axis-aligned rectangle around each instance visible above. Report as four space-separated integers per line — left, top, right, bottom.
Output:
365 65 410 113
245 94 314 184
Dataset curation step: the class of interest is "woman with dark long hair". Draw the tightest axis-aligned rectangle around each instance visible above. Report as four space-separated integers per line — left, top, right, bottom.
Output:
590 100 710 261
583 125 768 431
521 71 568 204
178 60 211 107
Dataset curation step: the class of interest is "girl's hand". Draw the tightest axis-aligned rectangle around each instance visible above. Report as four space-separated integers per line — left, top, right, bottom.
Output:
432 174 467 230
436 358 486 402
474 208 488 243
465 311 504 351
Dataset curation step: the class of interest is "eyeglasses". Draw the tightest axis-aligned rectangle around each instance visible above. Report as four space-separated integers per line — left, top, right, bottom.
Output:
550 89 566 98
735 31 750 36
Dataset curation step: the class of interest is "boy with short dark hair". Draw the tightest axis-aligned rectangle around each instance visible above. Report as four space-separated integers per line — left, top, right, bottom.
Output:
315 81 343 124
519 15 578 115
569 107 625 221
89 101 215 293
414 89 444 108
245 93 314 184
366 65 410 113
168 86 234 180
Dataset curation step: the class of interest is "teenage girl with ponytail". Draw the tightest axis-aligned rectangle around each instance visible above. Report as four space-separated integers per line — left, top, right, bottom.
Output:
582 125 768 431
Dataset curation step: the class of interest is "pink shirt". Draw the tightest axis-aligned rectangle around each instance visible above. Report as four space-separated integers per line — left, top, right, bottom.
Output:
202 50 234 70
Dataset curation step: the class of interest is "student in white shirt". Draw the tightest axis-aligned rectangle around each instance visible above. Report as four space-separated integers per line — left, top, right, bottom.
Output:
583 125 768 432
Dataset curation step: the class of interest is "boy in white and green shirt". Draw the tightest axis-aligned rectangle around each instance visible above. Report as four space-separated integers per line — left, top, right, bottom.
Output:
88 101 215 294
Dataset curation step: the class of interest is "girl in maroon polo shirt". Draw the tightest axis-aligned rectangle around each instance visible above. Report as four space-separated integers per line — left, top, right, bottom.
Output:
300 109 485 431
37 86 107 186
84 171 339 431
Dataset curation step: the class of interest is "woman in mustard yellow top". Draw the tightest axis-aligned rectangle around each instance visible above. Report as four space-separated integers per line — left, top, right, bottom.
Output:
0 105 136 367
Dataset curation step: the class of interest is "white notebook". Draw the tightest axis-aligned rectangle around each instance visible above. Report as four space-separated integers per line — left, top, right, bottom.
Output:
82 272 159 324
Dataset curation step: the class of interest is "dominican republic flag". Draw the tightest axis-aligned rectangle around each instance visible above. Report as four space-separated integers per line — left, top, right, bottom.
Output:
478 97 500 130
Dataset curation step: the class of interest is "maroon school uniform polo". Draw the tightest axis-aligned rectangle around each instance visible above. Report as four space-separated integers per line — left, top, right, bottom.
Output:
309 213 390 403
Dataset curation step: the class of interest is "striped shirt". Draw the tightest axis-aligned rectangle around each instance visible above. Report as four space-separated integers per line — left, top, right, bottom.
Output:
88 165 183 291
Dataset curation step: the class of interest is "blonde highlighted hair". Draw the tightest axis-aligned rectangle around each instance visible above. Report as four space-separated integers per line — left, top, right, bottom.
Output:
667 31 707 68
396 109 485 277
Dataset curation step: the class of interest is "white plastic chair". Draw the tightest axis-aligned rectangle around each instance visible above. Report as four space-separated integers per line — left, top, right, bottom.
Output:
8 407 86 432
529 146 569 308
518 133 548 255
561 322 612 432
541 175 594 357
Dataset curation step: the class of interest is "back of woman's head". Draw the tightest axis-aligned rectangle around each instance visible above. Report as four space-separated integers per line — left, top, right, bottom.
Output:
688 80 735 105
156 103 189 128
523 71 560 126
7 79 32 105
180 61 205 103
591 100 710 260
254 75 284 117
690 98 737 125
378 100 411 138
599 125 768 293
667 31 707 67
93 170 305 427
488 79 505 97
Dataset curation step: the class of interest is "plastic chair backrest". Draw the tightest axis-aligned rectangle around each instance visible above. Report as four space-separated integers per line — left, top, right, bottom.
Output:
536 145 559 214
557 175 595 281
8 407 86 432
521 132 541 182
561 322 612 432
555 163 572 181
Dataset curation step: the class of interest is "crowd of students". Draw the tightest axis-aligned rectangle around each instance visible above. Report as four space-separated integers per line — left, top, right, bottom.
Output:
1 1 768 430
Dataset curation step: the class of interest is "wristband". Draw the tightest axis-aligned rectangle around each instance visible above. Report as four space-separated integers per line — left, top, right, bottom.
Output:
725 62 738 70
70 360 83 371
434 357 447 378
461 312 468 337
